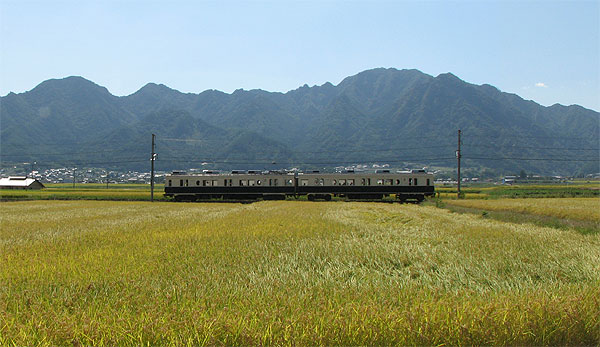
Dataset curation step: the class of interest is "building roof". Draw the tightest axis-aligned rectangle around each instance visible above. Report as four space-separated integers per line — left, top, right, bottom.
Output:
0 176 44 187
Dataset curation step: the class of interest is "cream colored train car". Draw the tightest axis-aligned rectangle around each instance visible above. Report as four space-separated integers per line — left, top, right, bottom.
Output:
164 169 434 202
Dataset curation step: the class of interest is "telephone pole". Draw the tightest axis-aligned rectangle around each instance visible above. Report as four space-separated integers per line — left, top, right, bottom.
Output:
456 129 462 199
151 133 156 202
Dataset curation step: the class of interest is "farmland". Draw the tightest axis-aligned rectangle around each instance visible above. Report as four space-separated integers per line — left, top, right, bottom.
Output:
1 181 598 202
445 198 600 222
1 200 599 345
435 182 600 199
441 198 600 235
0 184 162 201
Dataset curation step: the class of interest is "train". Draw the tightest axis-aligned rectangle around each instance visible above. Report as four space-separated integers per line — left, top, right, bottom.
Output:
164 169 435 202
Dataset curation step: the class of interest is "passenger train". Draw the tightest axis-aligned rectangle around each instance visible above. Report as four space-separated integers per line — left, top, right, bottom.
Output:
164 169 435 202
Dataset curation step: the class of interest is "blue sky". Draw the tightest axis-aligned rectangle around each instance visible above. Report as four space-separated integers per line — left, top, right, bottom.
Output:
1 0 598 111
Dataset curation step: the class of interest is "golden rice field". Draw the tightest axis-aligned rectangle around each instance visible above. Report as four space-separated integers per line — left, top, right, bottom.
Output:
445 197 600 222
1 200 599 345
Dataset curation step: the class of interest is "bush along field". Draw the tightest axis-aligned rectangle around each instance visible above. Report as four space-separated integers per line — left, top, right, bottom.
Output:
1 200 598 345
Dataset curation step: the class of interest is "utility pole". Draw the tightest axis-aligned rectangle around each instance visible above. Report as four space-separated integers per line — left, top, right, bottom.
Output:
456 129 462 199
73 168 76 189
151 133 156 202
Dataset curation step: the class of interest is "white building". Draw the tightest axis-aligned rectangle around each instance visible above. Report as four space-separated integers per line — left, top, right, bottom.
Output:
0 177 45 189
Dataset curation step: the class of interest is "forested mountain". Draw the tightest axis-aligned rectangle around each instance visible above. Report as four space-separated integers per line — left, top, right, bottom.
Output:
1 68 598 176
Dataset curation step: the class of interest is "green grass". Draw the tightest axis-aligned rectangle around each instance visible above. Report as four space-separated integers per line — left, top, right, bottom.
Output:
0 184 164 201
1 200 598 345
46 183 155 189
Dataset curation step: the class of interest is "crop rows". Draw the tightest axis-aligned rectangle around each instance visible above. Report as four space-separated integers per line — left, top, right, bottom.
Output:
1 200 599 345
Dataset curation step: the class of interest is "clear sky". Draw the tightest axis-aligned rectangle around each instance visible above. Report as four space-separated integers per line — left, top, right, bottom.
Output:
1 0 598 111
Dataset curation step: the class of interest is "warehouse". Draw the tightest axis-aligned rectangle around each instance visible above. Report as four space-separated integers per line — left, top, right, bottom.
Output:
0 176 45 189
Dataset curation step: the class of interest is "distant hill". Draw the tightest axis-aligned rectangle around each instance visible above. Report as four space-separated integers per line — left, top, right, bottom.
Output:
1 68 598 176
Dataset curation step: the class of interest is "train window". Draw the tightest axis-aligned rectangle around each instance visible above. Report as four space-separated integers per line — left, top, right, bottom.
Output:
339 179 346 185
301 179 308 186
240 180 246 186
286 179 293 186
168 180 172 187
409 178 413 186
185 180 189 187
212 180 218 186
274 179 278 186
257 180 261 185
196 180 200 186
377 179 383 185
414 178 418 186
180 179 183 186
385 179 392 185
368 178 371 185
318 179 324 186
348 179 354 186
361 178 366 186
396 179 401 185
332 179 337 185
427 179 430 186
249 180 255 186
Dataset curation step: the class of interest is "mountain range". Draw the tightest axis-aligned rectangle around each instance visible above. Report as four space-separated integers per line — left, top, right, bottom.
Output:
1 68 598 176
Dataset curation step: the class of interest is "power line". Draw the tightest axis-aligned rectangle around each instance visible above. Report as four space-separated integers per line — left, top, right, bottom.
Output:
463 156 599 162
292 145 451 155
158 134 455 143
159 157 456 165
0 149 146 157
462 144 599 151
153 148 455 162
156 140 453 156
1 139 146 147
465 134 596 140
2 159 147 166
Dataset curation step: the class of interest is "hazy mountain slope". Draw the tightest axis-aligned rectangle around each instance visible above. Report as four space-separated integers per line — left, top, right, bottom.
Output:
1 76 137 159
1 69 598 175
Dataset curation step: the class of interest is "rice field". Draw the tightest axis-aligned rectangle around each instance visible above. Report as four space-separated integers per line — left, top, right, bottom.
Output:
0 185 161 201
435 183 600 199
445 197 600 222
1 200 599 345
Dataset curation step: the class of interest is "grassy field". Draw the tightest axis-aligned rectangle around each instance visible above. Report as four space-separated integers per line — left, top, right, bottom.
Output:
436 182 600 199
441 198 600 235
0 184 163 201
445 198 600 222
1 200 599 345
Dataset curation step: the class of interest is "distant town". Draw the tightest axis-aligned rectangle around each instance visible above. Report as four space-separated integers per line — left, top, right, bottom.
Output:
1 164 596 187
0 167 167 185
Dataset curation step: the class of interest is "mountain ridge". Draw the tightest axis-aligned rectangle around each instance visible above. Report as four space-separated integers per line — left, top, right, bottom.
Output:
1 68 598 176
